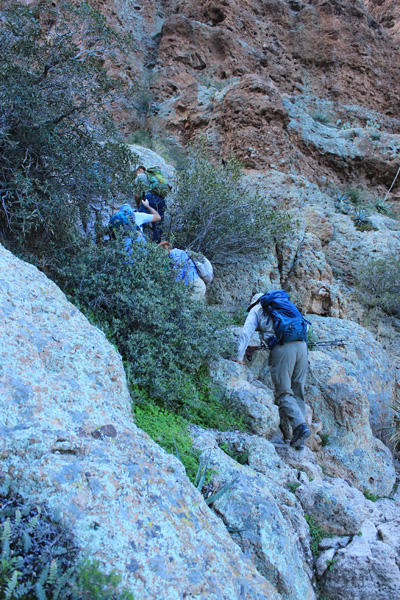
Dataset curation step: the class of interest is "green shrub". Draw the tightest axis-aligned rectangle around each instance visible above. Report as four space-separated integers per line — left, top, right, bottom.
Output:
318 432 331 447
363 488 378 502
0 477 133 600
304 514 333 557
391 397 400 450
371 197 396 218
357 252 400 317
333 190 351 215
134 403 200 483
346 186 364 205
312 112 330 124
167 142 292 268
59 238 233 413
0 0 135 262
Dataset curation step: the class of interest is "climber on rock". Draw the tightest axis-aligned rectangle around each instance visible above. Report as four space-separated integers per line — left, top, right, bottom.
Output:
134 165 169 244
159 241 206 301
235 291 311 450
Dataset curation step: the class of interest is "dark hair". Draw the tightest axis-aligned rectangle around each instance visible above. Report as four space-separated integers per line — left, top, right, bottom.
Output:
137 165 146 172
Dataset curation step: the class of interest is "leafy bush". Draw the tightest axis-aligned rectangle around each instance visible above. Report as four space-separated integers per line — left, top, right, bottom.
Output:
0 0 135 262
0 477 133 600
167 143 292 268
287 482 301 493
363 488 378 502
59 238 233 413
357 252 400 317
391 397 400 450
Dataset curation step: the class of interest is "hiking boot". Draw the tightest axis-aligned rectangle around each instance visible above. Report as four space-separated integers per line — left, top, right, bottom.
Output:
279 414 292 444
290 423 311 448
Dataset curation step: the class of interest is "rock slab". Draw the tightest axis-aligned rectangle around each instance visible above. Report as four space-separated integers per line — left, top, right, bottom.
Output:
0 244 280 600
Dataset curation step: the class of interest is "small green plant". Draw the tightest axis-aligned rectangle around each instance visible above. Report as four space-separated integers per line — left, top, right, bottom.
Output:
352 207 373 231
195 453 239 506
219 442 250 465
126 128 154 148
304 514 333 557
312 112 330 124
363 488 378 502
346 186 364 205
372 197 396 218
357 252 400 318
134 403 200 483
371 132 381 141
287 482 301 493
307 327 318 348
318 432 331 447
333 191 351 214
326 558 338 571
366 119 381 130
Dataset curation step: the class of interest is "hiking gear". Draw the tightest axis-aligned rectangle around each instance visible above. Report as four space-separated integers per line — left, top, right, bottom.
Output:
109 206 138 234
259 290 310 347
308 339 347 349
290 423 311 448
146 166 170 198
187 250 214 285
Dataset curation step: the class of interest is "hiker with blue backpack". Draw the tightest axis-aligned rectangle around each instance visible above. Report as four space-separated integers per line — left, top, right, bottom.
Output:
109 200 161 249
159 242 208 300
134 165 170 243
236 290 311 450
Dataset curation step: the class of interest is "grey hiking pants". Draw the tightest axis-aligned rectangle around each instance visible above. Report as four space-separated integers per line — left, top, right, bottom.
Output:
270 340 308 430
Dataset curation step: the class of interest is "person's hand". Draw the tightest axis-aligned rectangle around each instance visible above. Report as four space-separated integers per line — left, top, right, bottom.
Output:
142 198 150 209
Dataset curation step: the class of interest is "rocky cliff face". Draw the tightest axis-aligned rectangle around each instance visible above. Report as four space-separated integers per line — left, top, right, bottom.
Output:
88 0 400 190
3 1 400 598
1 245 399 599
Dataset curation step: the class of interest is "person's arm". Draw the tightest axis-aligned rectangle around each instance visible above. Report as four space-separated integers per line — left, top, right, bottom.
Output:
236 309 259 363
142 198 161 222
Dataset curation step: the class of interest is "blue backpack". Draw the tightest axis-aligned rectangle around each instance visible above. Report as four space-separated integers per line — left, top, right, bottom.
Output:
109 205 140 238
259 290 310 350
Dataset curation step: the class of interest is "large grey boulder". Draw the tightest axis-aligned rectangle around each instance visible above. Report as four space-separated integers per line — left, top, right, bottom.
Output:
321 520 400 600
295 480 365 536
190 427 316 600
0 244 281 600
306 317 396 497
210 358 280 438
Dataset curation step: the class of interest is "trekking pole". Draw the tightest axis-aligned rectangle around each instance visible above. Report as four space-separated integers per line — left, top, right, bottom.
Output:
308 339 347 349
